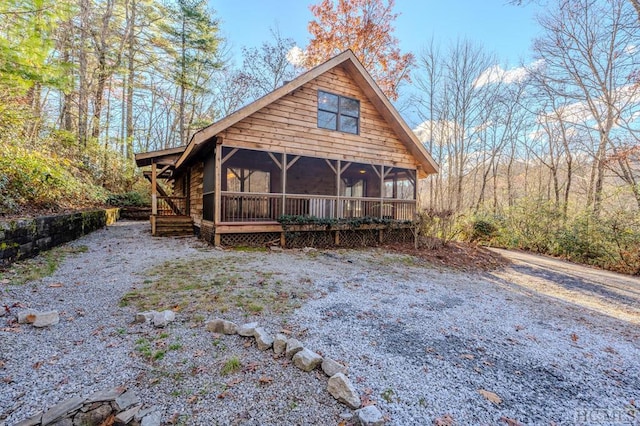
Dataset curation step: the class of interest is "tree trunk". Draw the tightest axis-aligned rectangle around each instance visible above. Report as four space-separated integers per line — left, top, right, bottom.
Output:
78 0 90 147
126 0 136 159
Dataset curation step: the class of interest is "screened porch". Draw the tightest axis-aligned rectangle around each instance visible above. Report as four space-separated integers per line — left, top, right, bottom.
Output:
204 147 417 224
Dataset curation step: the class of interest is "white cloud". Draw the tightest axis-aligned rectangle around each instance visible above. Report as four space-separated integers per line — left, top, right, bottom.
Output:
413 120 463 146
473 60 544 88
286 46 307 68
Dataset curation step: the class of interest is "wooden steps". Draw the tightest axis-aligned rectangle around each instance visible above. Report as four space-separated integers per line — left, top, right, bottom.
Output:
151 215 194 237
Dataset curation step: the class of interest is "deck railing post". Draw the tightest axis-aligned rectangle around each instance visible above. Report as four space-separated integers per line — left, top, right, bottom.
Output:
151 162 157 216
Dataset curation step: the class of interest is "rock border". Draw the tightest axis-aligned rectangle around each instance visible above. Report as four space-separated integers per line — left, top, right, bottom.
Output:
204 318 386 426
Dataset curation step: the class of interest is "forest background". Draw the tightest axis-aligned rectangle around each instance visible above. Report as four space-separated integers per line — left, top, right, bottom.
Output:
0 0 638 274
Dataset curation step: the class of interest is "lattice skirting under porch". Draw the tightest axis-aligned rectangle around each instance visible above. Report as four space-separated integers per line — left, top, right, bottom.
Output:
219 232 281 247
202 227 415 248
380 227 415 244
284 231 335 248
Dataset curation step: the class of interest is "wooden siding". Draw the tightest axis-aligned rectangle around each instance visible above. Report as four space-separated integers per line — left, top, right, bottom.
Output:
218 66 417 169
190 162 204 225
173 174 185 197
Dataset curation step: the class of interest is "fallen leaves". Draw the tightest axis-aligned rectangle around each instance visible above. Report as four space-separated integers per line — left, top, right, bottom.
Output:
244 362 260 373
258 376 273 385
433 414 455 426
500 416 523 426
571 333 579 342
478 389 502 405
98 414 115 426
225 377 243 387
361 393 376 407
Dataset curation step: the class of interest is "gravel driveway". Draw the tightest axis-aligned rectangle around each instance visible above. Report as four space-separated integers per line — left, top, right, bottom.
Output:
1 221 639 425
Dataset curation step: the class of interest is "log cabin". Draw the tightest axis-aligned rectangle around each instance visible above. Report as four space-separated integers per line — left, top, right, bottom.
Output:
135 50 438 247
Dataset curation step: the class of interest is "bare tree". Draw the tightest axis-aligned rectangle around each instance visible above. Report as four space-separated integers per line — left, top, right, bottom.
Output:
531 0 640 215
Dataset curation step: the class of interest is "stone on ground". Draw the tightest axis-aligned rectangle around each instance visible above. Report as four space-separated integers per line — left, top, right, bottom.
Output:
273 333 288 355
253 327 274 350
322 357 347 377
285 338 304 358
355 405 385 425
134 311 155 324
237 322 258 336
152 310 175 328
327 373 361 409
292 348 323 372
140 409 162 426
205 318 238 334
17 309 37 324
33 311 59 327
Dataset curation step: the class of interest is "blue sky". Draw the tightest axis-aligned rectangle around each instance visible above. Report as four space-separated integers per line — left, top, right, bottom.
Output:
212 0 543 67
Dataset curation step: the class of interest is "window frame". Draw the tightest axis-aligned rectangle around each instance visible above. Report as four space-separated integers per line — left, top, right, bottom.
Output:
317 90 360 135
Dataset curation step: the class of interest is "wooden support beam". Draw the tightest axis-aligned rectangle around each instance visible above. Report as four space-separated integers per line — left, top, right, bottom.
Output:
151 162 157 216
268 152 282 170
325 159 337 175
221 148 238 165
286 155 300 170
157 164 171 177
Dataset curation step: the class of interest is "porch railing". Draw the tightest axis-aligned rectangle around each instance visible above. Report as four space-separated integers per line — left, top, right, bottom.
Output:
220 192 416 223
157 196 188 216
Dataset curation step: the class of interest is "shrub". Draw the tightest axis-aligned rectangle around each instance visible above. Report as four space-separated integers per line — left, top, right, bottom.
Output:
461 216 499 243
415 208 460 248
0 141 107 215
106 191 150 207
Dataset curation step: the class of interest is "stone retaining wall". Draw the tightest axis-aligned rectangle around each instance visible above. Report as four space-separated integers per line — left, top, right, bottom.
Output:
0 208 119 266
15 387 159 426
119 207 151 220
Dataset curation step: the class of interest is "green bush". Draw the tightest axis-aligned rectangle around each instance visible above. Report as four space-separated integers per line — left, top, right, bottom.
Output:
106 191 150 207
480 198 640 275
461 216 499 243
416 208 460 248
0 142 107 215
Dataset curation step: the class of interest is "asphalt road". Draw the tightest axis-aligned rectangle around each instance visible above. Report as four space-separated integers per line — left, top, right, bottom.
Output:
486 248 640 324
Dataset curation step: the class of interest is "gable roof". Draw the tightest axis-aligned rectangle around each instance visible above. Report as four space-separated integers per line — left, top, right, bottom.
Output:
175 50 438 176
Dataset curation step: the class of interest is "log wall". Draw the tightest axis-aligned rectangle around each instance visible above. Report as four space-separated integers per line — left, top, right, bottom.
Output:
219 65 417 170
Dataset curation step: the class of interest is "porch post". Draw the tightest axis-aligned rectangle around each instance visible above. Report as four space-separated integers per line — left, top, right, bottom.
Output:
379 165 384 219
151 162 157 215
214 139 223 246
282 153 287 216
336 160 341 218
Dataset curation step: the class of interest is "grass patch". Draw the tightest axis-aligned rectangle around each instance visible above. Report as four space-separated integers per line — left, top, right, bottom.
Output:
0 245 88 286
121 254 311 316
221 356 242 375
135 333 182 363
233 246 268 252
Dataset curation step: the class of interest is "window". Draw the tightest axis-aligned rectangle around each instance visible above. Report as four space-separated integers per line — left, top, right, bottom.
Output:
227 168 270 193
384 168 416 200
318 90 360 134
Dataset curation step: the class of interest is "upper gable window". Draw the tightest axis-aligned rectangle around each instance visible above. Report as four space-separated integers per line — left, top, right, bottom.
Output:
317 90 360 135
